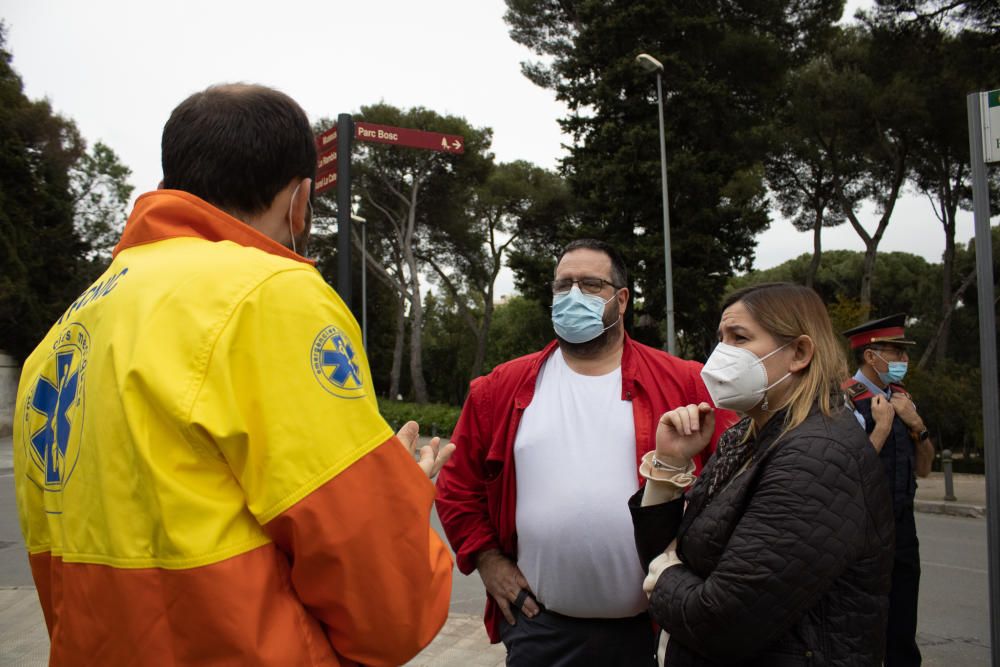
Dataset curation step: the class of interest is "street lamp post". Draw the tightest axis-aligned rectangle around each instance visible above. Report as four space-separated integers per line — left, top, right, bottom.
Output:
352 214 368 350
636 53 676 355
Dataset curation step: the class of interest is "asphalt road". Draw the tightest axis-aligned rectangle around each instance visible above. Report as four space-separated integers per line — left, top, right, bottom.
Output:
1 470 992 665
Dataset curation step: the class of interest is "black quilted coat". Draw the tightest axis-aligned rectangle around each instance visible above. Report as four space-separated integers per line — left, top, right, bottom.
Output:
631 404 895 666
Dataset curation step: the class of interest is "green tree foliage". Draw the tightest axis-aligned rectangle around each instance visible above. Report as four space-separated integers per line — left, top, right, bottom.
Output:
868 0 999 34
312 105 494 402
945 226 1000 369
730 249 940 325
504 0 843 355
783 26 922 310
350 103 493 403
0 26 86 362
851 10 999 365
905 363 984 458
421 290 477 405
422 160 570 380
764 22 847 290
0 26 135 363
72 141 134 264
485 295 553 373
733 241 998 454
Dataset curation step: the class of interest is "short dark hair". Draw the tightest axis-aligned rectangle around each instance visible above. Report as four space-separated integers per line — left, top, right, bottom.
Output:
557 239 628 288
854 344 871 366
161 83 316 217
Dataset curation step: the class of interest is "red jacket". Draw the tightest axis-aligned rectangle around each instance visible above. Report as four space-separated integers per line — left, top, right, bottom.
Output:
435 336 737 642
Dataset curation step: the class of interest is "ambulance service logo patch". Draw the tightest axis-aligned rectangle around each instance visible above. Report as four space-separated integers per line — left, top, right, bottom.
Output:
22 323 89 493
311 325 365 399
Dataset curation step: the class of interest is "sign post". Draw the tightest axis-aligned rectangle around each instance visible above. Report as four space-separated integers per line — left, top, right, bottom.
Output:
312 117 464 317
967 90 1000 667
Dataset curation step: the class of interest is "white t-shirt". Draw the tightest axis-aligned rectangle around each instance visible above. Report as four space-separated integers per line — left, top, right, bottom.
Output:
514 348 646 618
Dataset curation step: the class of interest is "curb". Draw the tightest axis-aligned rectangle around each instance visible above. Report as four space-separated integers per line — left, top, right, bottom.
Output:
914 499 986 518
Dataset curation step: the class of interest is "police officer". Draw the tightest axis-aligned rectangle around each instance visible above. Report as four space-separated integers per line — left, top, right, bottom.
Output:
843 313 934 666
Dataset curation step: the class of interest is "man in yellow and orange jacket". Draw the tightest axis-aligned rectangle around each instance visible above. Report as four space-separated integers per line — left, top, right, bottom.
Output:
13 83 453 666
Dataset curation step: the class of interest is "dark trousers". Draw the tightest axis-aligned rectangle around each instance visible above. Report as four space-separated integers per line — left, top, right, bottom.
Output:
499 607 657 667
885 510 921 667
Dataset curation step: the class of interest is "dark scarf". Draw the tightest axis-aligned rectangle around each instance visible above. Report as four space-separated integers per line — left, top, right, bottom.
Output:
703 416 755 501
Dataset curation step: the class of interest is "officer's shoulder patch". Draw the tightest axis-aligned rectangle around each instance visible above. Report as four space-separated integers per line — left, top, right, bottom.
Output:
310 325 366 399
842 381 872 402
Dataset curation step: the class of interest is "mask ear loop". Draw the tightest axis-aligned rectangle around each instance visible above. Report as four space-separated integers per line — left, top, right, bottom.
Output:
599 288 625 333
758 340 795 411
288 186 313 256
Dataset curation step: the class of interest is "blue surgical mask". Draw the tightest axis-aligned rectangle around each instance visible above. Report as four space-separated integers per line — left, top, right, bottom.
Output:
874 352 908 384
551 286 620 344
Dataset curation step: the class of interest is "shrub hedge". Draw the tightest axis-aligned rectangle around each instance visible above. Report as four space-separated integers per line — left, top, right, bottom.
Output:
377 398 462 437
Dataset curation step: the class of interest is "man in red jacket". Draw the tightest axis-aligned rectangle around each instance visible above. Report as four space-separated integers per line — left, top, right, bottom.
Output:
435 239 736 666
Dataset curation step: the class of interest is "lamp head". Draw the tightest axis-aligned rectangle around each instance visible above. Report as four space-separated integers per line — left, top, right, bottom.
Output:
635 53 663 73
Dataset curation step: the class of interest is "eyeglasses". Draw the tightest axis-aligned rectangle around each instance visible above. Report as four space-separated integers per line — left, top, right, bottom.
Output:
871 346 908 360
551 277 620 295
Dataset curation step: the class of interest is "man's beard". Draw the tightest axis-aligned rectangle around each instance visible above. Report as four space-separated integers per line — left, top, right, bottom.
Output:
556 300 623 358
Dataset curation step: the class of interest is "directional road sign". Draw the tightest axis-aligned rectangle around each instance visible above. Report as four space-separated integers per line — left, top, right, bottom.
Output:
354 121 464 154
315 170 337 195
316 126 338 151
317 149 337 175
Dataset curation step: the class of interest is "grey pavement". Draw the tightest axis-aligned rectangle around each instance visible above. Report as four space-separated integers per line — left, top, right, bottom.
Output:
914 471 988 517
1 435 10 475
0 433 993 666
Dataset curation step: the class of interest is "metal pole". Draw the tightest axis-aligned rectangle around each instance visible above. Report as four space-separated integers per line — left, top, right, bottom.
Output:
361 218 367 351
967 92 1000 667
337 113 353 310
655 71 676 355
942 449 957 501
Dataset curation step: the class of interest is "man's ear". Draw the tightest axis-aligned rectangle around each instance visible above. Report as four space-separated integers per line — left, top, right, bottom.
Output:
289 177 312 235
789 335 815 373
617 286 630 316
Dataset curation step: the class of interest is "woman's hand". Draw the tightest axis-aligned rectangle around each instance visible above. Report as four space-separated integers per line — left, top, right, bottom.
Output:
655 403 715 466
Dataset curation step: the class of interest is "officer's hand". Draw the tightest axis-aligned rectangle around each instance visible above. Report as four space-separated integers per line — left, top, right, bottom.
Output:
871 395 895 427
655 403 715 466
395 421 457 479
476 549 540 624
890 393 924 432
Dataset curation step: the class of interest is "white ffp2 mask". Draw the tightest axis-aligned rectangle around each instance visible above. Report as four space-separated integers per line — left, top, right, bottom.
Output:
700 341 792 412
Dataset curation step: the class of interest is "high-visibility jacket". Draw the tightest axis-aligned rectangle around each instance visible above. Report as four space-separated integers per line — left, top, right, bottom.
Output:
13 189 452 666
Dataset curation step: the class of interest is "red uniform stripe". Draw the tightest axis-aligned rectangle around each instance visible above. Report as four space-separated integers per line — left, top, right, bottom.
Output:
847 326 905 349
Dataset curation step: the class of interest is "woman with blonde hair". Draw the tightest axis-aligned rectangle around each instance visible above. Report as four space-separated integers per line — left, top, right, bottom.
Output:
631 282 894 666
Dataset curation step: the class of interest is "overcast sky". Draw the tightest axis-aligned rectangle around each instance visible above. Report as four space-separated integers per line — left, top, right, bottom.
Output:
3 0 993 297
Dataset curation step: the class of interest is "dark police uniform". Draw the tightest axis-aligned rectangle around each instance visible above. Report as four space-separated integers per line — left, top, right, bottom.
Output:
843 314 923 667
